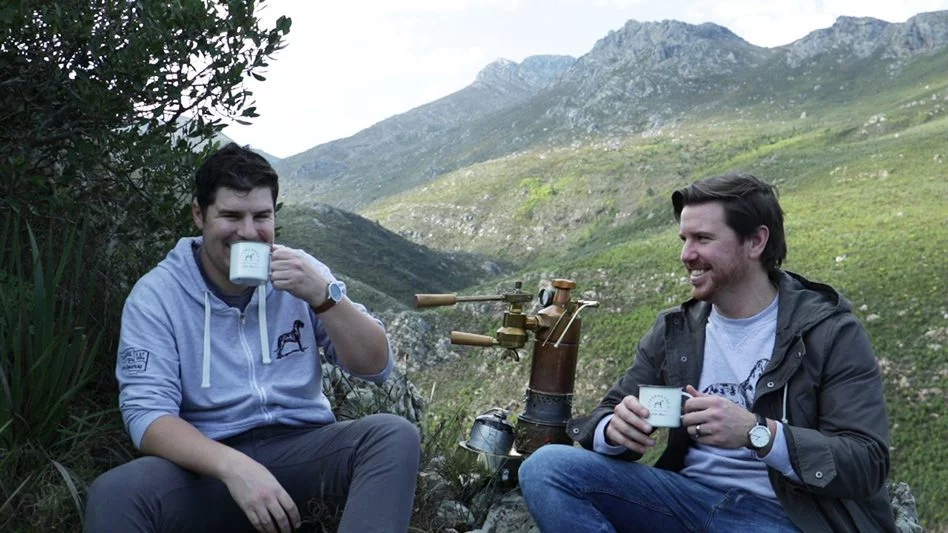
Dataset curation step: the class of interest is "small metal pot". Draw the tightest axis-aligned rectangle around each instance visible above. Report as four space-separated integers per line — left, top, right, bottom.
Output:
464 408 515 456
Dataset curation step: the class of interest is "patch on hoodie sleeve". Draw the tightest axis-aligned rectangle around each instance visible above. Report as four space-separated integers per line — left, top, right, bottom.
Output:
120 348 150 375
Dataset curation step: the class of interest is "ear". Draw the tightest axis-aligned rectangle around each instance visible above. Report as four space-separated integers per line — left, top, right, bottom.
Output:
192 199 204 230
746 225 770 260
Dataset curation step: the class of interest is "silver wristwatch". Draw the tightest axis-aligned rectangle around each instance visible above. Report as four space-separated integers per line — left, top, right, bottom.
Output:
747 414 772 451
312 280 344 314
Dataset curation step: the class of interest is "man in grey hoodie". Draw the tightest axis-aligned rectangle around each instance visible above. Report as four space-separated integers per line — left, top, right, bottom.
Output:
85 143 420 533
519 174 896 532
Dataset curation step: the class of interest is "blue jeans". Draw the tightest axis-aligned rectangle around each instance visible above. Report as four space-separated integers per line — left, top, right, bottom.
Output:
519 444 800 533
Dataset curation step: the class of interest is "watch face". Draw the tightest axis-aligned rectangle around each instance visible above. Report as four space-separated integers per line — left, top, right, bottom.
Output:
750 425 771 448
328 281 344 302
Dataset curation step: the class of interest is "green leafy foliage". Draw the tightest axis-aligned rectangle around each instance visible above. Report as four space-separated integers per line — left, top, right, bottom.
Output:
0 1 290 529
0 0 291 296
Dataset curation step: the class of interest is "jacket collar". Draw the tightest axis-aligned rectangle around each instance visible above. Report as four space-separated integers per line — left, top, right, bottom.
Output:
673 270 846 341
664 270 847 385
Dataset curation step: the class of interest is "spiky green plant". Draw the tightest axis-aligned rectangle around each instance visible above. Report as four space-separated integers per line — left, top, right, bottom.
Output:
0 211 104 527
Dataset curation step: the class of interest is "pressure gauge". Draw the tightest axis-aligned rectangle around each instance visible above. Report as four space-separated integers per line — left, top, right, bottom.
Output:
538 288 555 307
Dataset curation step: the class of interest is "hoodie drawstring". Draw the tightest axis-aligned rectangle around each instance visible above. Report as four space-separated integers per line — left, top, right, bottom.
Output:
780 383 789 424
259 285 270 364
202 291 211 388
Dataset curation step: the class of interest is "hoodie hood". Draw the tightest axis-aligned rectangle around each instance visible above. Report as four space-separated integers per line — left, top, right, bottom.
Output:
775 270 852 339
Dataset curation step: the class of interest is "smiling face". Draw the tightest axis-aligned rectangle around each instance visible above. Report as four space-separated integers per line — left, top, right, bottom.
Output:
192 186 275 295
679 202 767 314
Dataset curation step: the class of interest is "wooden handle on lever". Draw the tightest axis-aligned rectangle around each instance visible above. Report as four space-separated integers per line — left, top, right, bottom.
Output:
414 293 457 308
450 331 498 347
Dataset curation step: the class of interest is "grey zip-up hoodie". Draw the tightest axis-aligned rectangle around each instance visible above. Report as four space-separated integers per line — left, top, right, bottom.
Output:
116 237 393 449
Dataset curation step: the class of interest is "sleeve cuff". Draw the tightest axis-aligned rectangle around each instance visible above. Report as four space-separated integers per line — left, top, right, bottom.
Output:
345 339 394 383
759 421 802 482
128 410 175 450
593 414 628 455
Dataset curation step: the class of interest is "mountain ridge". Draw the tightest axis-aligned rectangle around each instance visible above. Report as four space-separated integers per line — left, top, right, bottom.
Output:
277 11 948 211
275 54 574 208
785 11 948 66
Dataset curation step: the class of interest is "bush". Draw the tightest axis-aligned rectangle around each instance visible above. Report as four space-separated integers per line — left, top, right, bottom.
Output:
0 2 291 528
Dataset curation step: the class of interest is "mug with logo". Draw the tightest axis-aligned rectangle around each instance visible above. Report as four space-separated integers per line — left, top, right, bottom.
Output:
229 241 271 286
638 385 694 428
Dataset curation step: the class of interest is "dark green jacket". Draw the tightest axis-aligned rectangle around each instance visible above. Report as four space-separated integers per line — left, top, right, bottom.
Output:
566 271 896 532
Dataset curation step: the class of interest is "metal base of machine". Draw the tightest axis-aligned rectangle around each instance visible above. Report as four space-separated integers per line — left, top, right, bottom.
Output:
513 415 571 455
522 389 572 422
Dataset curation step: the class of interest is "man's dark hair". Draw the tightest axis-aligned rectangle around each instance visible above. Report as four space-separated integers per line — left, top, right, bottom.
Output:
672 173 787 274
194 143 279 211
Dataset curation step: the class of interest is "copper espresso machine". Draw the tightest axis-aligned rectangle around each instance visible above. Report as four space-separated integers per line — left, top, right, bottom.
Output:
414 279 599 482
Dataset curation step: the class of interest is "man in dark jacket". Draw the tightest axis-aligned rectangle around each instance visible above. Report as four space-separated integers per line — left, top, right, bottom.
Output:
519 174 896 532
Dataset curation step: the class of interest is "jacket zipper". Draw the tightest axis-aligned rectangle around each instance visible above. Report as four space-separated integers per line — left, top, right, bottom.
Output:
239 312 273 424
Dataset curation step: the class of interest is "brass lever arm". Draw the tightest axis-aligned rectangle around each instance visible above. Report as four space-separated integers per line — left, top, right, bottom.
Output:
414 293 506 308
414 293 458 308
450 331 499 347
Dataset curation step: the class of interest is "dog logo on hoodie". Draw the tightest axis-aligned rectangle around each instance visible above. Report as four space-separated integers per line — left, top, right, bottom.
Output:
276 320 307 359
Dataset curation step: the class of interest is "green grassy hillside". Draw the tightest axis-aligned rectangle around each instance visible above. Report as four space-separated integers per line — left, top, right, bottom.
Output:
276 203 508 310
299 37 948 527
383 90 948 527
363 46 948 266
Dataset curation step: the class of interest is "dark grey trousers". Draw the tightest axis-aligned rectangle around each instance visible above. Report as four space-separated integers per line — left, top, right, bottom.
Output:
83 413 421 533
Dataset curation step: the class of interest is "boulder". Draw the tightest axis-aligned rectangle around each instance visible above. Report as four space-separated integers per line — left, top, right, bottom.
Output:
888 481 923 533
467 490 538 533
321 361 425 425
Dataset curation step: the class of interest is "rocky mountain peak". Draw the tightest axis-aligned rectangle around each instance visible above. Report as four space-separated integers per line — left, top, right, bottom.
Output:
475 55 575 90
475 58 517 84
886 10 948 57
590 18 751 57
784 10 948 66
547 18 767 134
563 18 763 86
620 19 745 44
785 16 891 65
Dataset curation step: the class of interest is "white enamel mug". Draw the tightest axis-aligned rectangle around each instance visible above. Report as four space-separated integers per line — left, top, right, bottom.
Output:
229 241 271 286
638 385 694 428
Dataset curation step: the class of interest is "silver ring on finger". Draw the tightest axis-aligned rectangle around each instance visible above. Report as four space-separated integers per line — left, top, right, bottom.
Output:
695 423 702 439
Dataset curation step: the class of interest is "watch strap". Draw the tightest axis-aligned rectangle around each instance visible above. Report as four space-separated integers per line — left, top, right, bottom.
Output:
312 298 336 314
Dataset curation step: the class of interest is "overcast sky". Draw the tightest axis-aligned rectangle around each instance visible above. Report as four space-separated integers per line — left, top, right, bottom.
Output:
223 0 948 158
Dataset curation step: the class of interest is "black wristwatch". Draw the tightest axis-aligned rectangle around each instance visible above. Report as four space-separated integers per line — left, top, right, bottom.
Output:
312 280 344 314
747 413 773 451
